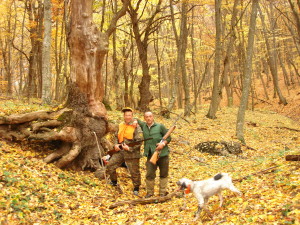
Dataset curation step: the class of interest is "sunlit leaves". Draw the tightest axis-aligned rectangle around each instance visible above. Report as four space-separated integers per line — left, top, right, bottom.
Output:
1 103 300 224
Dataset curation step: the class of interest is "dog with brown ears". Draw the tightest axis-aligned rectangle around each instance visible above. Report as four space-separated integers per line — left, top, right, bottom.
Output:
177 173 241 221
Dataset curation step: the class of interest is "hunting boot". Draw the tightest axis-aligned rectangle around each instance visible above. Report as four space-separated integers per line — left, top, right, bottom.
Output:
159 178 168 197
145 179 155 198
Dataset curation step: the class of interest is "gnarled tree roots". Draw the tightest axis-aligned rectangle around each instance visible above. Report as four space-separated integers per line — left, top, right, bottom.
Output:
0 108 111 171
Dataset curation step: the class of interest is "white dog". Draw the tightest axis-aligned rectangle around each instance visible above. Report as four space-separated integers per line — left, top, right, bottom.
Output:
177 173 241 221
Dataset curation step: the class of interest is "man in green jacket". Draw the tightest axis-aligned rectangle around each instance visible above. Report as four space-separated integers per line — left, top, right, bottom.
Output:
137 111 171 197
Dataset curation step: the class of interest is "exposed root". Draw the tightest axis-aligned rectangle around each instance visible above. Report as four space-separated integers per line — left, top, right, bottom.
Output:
0 108 71 125
44 142 72 163
55 142 82 168
0 107 109 171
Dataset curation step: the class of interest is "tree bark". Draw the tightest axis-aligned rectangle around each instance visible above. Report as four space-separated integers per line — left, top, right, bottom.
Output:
207 0 222 119
154 30 163 111
236 0 259 143
258 4 287 105
220 0 239 107
179 1 191 116
42 0 52 104
0 0 129 172
167 0 179 113
288 0 300 39
128 0 163 111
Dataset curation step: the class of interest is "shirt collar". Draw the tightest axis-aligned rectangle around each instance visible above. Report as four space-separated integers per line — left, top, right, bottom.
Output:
147 122 157 129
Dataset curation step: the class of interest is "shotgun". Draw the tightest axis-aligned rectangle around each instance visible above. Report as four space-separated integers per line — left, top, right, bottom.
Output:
149 125 176 164
149 112 182 164
107 137 153 156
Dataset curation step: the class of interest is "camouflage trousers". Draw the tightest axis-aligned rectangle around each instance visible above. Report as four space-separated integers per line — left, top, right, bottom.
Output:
106 151 141 188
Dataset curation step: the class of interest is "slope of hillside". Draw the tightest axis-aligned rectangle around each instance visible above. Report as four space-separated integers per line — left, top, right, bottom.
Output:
0 102 299 224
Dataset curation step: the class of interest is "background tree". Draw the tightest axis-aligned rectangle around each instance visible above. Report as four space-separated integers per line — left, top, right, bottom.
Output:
236 0 259 143
42 0 52 104
127 0 163 111
207 0 222 119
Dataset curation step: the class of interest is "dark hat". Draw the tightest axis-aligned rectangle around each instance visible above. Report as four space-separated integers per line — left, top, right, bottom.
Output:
121 107 133 113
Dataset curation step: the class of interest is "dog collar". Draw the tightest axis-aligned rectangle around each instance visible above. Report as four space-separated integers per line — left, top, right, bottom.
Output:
185 184 191 194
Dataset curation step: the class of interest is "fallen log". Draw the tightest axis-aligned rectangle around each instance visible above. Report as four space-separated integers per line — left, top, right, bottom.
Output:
286 155 300 161
108 191 183 209
275 127 300 132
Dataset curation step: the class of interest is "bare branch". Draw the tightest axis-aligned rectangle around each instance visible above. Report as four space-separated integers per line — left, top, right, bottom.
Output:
106 0 130 37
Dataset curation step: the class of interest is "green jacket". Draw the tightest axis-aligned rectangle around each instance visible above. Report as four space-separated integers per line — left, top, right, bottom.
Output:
137 119 171 157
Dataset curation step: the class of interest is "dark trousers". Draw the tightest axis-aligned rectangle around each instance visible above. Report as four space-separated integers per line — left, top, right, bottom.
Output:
146 155 169 180
106 151 141 188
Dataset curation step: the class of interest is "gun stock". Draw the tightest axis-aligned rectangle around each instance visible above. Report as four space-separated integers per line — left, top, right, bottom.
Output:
149 151 159 164
149 125 176 165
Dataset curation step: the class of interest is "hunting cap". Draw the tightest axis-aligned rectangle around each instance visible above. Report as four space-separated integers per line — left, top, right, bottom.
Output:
121 107 133 113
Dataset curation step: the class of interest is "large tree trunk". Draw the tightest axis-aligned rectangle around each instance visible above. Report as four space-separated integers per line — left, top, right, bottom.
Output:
68 0 107 117
0 0 129 172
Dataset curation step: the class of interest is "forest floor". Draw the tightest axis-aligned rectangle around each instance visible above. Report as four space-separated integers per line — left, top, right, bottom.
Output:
216 76 300 123
0 88 300 224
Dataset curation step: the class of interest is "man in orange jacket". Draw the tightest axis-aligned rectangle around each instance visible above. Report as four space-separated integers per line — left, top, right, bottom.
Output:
106 107 143 195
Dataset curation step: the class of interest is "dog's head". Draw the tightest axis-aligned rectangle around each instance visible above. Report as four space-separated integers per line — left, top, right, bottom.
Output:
177 178 193 191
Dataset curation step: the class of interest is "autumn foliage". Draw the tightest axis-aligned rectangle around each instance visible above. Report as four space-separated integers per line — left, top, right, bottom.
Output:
0 100 299 224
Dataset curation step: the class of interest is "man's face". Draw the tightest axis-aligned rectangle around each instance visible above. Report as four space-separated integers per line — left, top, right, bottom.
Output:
144 112 154 126
124 111 133 124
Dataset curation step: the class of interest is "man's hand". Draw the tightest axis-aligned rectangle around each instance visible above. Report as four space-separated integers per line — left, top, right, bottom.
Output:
122 143 130 151
155 142 166 151
132 119 138 128
114 144 121 151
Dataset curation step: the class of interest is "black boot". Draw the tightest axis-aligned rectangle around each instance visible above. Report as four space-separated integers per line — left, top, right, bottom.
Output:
133 187 139 196
109 180 117 186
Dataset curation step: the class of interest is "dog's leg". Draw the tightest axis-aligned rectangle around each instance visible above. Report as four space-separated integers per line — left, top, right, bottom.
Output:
194 197 205 221
218 193 223 207
194 205 202 221
180 192 187 211
203 197 213 219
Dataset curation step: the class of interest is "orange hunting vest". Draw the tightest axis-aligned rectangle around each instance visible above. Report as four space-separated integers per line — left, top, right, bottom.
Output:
118 123 135 143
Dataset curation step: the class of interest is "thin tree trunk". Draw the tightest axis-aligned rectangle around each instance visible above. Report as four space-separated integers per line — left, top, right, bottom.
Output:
42 0 52 104
236 0 259 143
258 5 287 105
19 4 27 96
220 0 239 107
154 31 163 111
207 0 222 119
167 0 179 112
178 1 191 116
112 22 122 109
100 0 106 32
190 7 198 112
128 0 162 111
278 45 290 94
37 0 44 98
288 0 300 39
258 70 269 100
55 3 66 102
